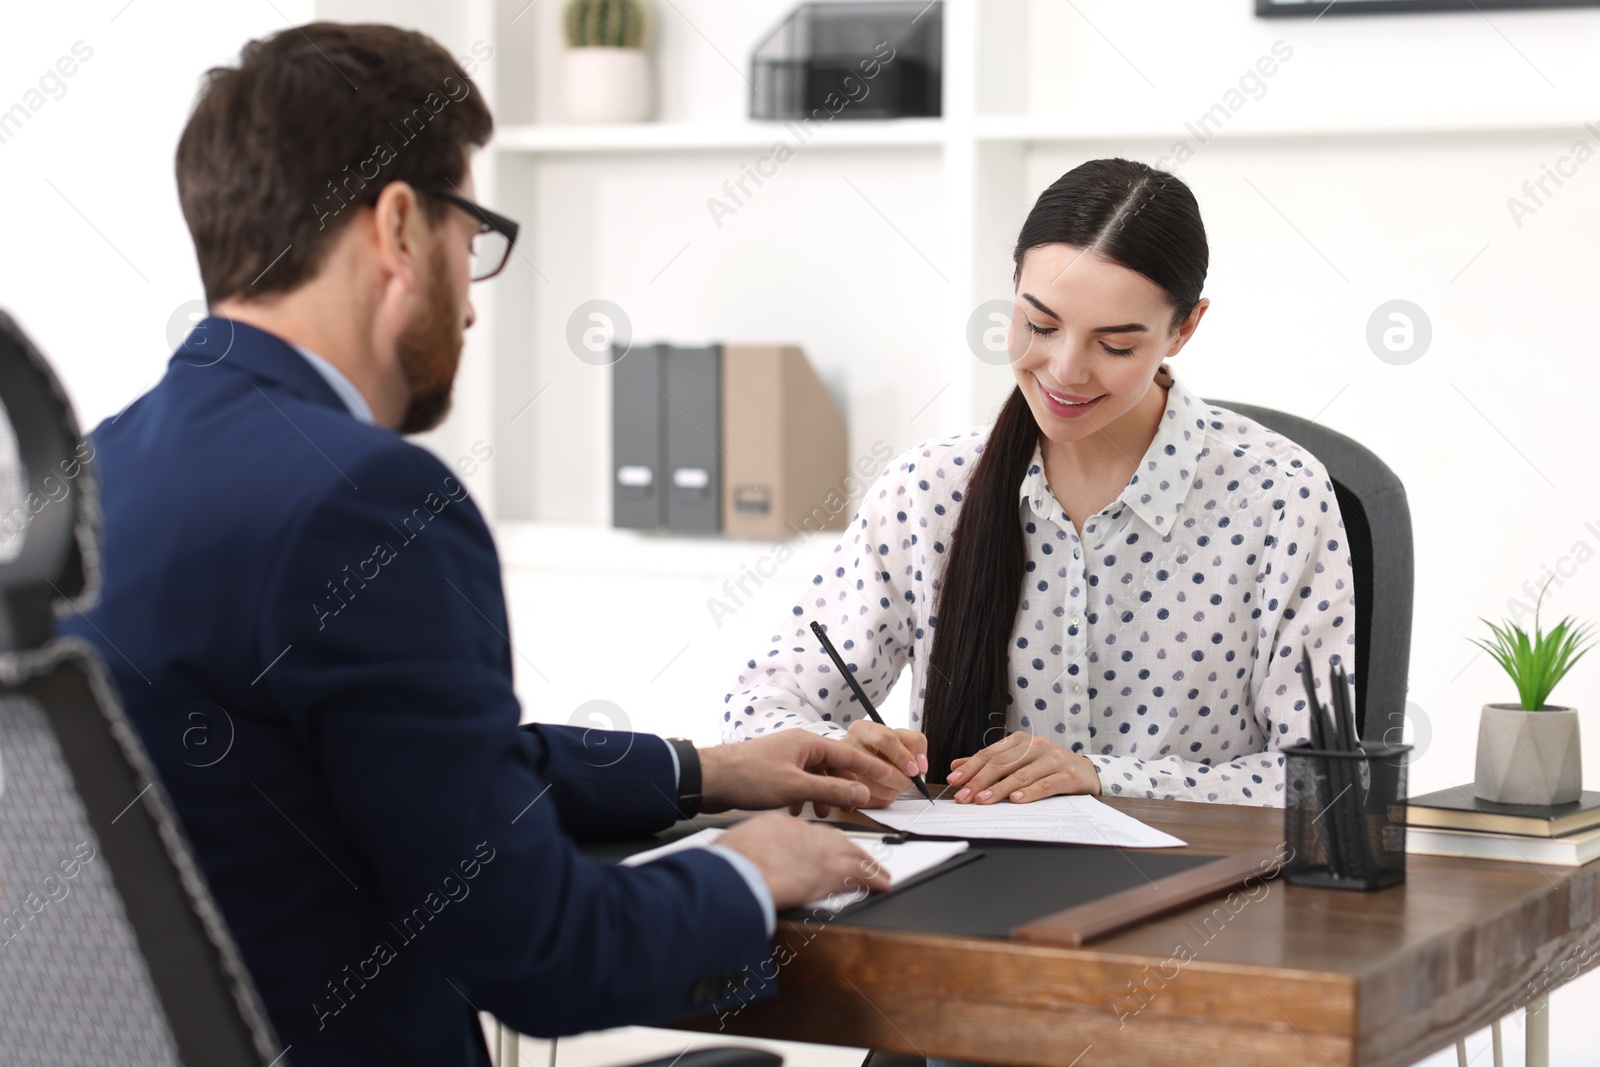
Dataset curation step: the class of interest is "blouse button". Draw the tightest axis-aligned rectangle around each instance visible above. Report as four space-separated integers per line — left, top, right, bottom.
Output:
1072 684 1083 694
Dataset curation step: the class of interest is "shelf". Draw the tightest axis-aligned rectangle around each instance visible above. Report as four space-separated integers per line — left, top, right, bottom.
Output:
970 111 1600 144
492 110 1596 157
493 520 836 580
494 117 947 155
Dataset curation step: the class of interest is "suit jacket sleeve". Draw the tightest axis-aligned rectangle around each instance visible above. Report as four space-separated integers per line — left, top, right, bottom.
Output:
258 442 776 1034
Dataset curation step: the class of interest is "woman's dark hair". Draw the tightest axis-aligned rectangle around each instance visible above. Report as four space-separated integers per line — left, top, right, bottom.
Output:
920 158 1210 777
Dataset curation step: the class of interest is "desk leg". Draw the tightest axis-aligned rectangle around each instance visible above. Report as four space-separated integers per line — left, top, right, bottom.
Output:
1526 996 1550 1067
492 1021 522 1067
1491 1019 1503 1067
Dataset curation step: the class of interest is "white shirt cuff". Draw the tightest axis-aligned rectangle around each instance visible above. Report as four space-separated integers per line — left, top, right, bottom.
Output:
662 735 681 787
661 738 775 935
706 845 777 937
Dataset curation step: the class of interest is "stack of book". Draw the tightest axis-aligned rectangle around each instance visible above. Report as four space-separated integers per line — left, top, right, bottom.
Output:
1404 787 1600 867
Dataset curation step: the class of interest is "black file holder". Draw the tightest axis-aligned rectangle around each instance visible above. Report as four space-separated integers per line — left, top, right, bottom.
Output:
611 343 722 533
750 1 943 121
1283 741 1411 891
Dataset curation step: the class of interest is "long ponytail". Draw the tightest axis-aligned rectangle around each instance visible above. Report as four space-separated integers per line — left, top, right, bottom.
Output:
919 158 1210 777
921 387 1040 771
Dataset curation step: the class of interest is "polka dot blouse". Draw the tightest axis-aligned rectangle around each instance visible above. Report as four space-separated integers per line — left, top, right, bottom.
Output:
721 366 1357 807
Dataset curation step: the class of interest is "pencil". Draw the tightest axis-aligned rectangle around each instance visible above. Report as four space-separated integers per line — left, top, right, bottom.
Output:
1301 646 1348 877
809 620 934 803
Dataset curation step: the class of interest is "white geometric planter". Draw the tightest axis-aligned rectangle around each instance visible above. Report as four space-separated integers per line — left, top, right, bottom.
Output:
1474 703 1583 806
562 47 652 124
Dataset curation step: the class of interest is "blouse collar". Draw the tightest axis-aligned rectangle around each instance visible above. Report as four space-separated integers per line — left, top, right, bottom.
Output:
1018 363 1206 533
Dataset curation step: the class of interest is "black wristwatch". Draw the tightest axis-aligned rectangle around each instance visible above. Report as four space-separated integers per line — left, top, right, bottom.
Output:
666 738 702 820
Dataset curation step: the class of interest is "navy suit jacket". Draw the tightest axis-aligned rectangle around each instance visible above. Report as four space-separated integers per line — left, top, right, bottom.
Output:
59 319 773 1065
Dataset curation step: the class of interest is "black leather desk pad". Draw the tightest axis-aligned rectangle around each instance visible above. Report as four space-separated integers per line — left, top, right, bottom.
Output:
820 839 1218 937
586 820 1219 940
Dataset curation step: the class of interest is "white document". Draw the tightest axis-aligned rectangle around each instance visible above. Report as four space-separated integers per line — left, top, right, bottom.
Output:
867 794 1187 849
620 827 971 912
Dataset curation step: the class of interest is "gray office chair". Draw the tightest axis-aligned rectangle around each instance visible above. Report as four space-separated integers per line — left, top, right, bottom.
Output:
1204 399 1415 742
0 310 287 1064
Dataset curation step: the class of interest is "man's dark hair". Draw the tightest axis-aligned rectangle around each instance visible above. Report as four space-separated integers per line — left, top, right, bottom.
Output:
176 22 494 305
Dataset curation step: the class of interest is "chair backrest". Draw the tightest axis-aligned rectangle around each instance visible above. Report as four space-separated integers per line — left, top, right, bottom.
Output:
1205 398 1414 741
0 310 286 1065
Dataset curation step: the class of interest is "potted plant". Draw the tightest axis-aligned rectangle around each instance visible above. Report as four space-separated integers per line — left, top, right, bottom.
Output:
1470 581 1595 806
562 0 652 124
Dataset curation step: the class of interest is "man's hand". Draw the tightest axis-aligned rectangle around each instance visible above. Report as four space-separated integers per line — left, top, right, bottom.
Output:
717 812 891 910
827 720 928 811
946 731 1101 803
697 729 902 814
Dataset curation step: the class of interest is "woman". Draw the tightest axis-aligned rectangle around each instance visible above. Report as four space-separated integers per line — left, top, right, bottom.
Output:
721 158 1355 809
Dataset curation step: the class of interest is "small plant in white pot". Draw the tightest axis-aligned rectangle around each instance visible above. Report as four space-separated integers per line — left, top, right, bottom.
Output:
1470 582 1595 806
562 0 652 124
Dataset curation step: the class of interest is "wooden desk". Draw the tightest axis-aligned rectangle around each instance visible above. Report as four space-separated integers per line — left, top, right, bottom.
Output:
674 797 1600 1067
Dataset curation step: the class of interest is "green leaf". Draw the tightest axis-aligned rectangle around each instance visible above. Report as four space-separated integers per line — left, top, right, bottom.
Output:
1469 591 1597 710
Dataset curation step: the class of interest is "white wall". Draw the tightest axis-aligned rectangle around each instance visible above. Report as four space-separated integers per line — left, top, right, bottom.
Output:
0 0 313 431
1021 0 1600 130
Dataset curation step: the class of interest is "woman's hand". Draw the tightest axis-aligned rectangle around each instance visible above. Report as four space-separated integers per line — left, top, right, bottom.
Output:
946 731 1101 803
795 720 929 817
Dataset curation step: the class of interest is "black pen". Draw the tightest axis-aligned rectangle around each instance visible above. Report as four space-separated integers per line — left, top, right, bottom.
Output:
1300 645 1348 877
1324 660 1345 752
1299 647 1328 750
1329 660 1375 879
1333 664 1359 752
809 620 934 804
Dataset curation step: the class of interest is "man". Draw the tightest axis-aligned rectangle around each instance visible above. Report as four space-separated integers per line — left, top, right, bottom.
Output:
59 22 926 1066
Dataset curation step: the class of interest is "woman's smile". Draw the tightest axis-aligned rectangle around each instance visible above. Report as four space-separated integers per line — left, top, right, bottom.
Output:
1034 376 1106 419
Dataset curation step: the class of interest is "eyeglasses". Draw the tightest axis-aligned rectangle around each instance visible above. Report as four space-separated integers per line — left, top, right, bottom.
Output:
424 187 521 282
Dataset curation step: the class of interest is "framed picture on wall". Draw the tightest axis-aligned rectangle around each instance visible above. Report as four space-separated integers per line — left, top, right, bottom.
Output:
1258 0 1600 14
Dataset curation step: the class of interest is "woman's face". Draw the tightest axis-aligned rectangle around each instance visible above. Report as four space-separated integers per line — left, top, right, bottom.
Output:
1008 243 1205 448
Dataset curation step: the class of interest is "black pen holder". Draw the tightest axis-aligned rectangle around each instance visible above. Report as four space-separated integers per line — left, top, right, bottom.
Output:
1282 741 1411 891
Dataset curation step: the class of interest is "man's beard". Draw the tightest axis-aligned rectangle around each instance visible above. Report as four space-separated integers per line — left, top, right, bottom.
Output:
396 246 464 435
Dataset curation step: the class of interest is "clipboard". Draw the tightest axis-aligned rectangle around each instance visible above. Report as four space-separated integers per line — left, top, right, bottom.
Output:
608 824 985 923
778 845 986 922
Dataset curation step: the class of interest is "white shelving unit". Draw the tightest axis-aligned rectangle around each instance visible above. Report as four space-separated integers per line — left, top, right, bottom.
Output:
301 0 1600 527
443 0 1043 524
429 0 1600 527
